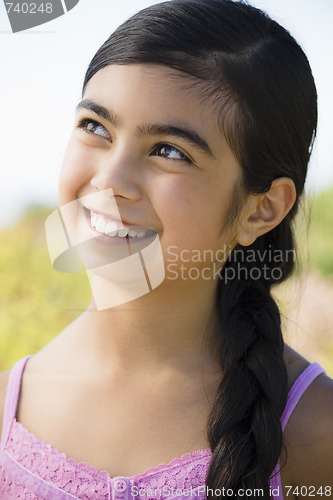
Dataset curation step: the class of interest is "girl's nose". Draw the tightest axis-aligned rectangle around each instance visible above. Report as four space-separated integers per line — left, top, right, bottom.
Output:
90 150 142 201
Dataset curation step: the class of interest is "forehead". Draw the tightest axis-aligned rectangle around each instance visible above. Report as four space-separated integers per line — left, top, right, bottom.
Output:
82 64 226 146
84 63 207 108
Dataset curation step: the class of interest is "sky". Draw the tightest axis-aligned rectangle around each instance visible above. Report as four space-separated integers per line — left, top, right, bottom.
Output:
0 0 332 228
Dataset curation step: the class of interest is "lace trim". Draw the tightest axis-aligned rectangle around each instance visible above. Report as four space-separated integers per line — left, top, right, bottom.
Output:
10 418 212 480
11 419 110 478
2 419 280 499
133 448 212 481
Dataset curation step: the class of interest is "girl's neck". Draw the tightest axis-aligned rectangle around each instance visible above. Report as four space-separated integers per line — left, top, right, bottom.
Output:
74 277 221 374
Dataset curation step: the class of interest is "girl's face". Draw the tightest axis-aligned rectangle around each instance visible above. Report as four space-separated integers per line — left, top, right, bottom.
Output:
59 64 243 278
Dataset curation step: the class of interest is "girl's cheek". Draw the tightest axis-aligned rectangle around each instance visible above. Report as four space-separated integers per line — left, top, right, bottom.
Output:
65 139 93 173
151 175 194 208
58 141 94 203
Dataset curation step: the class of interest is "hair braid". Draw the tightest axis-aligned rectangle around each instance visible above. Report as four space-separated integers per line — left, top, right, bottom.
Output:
206 231 290 498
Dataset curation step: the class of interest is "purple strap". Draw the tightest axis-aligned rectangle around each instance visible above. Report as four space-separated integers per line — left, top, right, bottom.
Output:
270 361 327 499
0 355 31 451
280 361 326 431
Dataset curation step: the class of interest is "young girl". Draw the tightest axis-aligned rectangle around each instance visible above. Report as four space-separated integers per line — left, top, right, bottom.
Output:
0 0 332 499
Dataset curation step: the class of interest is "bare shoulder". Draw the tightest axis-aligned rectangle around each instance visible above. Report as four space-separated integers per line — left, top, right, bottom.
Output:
283 344 310 390
282 346 333 492
0 370 10 441
284 373 333 485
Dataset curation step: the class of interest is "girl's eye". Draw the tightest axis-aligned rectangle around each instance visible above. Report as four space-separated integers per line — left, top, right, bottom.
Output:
151 144 192 163
78 118 111 140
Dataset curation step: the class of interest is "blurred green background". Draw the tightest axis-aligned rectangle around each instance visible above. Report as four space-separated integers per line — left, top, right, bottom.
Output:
0 187 333 377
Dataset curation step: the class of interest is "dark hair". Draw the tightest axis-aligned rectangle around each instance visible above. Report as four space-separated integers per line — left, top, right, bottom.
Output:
83 1 317 497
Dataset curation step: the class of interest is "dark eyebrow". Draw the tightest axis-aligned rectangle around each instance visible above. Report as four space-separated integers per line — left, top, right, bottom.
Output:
76 99 214 158
76 99 119 126
137 123 215 158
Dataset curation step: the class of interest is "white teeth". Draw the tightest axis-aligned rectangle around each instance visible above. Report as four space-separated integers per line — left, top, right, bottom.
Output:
95 216 106 233
91 212 98 227
118 227 129 238
89 210 148 238
105 222 118 236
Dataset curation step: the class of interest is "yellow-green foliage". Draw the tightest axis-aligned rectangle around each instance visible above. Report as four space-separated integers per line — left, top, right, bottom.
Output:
0 206 90 371
307 188 333 276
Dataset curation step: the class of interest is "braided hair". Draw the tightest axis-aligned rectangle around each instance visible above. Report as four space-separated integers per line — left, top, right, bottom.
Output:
83 1 318 496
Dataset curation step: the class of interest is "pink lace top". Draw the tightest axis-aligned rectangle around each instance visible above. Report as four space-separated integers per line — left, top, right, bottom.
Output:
0 356 326 500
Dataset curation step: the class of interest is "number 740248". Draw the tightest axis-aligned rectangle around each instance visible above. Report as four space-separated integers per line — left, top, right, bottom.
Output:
284 485 332 497
5 3 53 14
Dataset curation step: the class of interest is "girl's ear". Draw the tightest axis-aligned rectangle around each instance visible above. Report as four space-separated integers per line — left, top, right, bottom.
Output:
236 177 296 247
